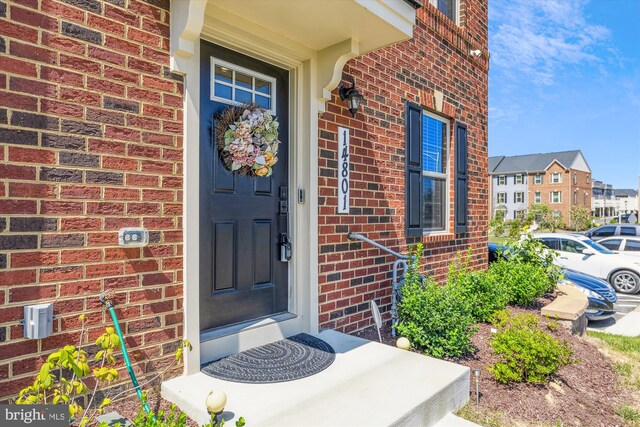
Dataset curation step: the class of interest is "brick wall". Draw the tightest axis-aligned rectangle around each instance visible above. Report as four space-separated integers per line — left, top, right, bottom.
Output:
528 163 591 220
0 0 184 401
317 1 489 332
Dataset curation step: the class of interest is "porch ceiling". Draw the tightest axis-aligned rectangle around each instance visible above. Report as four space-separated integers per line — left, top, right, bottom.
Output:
207 0 417 55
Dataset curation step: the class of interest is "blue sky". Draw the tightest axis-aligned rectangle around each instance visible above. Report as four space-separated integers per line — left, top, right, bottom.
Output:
488 0 640 189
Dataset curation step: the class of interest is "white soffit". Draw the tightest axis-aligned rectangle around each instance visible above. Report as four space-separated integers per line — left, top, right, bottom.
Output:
208 0 415 54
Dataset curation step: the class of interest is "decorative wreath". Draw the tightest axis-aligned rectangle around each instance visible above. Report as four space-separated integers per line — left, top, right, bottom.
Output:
216 103 280 177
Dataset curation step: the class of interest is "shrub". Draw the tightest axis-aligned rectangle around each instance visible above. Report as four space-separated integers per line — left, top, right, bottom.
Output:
448 256 509 322
505 232 561 292
569 206 593 231
489 312 576 384
489 259 552 306
397 246 476 358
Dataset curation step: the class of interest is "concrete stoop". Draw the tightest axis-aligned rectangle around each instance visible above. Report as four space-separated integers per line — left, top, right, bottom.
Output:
162 330 470 426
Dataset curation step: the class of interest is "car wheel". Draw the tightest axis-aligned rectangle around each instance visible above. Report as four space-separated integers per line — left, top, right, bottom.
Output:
610 270 640 294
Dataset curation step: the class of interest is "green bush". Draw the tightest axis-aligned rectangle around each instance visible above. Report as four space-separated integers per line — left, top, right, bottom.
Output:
396 246 476 359
489 312 576 384
448 268 509 323
489 259 552 306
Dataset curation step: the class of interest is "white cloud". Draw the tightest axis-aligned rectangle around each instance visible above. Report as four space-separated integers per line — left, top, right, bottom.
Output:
489 0 611 85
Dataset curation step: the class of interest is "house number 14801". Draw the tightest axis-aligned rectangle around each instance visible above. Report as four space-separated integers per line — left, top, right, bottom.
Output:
338 126 350 214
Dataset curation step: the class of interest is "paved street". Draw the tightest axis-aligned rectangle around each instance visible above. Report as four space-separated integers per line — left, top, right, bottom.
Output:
588 291 640 330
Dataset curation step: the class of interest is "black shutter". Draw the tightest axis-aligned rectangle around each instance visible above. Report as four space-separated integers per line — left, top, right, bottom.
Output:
405 101 423 237
454 122 468 233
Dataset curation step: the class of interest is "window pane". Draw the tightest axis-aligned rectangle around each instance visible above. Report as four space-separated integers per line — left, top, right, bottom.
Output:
422 116 446 174
621 227 637 236
600 240 621 250
215 83 232 100
594 227 615 236
255 79 271 94
215 65 232 84
236 72 252 89
235 88 252 104
255 95 271 109
625 240 640 252
423 177 445 229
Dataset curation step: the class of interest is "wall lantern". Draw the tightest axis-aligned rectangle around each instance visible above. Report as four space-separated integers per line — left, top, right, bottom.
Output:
339 77 364 117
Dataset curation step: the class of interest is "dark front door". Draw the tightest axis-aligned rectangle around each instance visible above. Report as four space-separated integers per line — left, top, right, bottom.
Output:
200 41 289 332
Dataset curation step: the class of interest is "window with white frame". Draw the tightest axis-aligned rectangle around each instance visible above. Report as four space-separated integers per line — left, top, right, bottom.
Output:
584 192 587 205
550 191 562 204
421 111 449 230
497 192 507 204
515 174 524 185
211 57 276 113
586 176 590 184
534 192 541 203
514 192 524 203
498 175 506 185
573 172 577 185
429 0 458 23
534 174 543 184
514 209 525 220
551 173 562 184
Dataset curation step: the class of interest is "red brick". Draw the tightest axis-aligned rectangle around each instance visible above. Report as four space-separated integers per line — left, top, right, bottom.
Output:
0 340 38 360
127 27 161 47
9 41 57 64
88 46 126 66
143 104 174 120
59 54 102 75
103 187 140 200
0 57 37 77
11 252 59 268
11 6 59 31
140 160 173 173
104 4 140 26
41 32 86 55
9 183 55 198
142 75 174 92
85 263 123 278
142 272 172 286
0 200 37 214
88 232 117 245
86 202 125 215
104 275 139 290
9 284 57 302
60 249 102 265
125 260 158 274
41 66 84 87
59 185 101 199
10 76 57 97
41 0 85 22
41 99 84 118
0 164 37 180
60 279 102 296
41 201 84 215
104 65 139 84
60 217 101 231
60 88 101 106
104 126 141 143
142 300 173 315
39 266 83 282
0 269 37 286
129 287 161 302
87 77 126 96
87 14 125 36
0 21 39 43
9 147 56 164
88 138 126 155
126 173 158 187
143 217 174 229
0 91 38 111
105 217 140 230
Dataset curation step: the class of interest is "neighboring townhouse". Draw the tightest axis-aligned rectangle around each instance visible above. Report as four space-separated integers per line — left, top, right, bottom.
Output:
489 151 592 220
592 179 616 217
0 0 489 402
614 189 638 216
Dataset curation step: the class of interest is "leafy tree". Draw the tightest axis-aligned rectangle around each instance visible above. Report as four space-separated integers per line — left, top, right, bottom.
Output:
569 206 592 231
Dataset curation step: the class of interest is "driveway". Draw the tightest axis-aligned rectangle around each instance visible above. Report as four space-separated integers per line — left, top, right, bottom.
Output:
588 291 640 330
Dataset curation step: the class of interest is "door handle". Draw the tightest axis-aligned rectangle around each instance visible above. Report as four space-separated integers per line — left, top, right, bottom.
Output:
280 233 292 262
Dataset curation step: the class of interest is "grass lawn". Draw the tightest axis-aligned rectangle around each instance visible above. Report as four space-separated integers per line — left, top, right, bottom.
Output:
588 332 640 426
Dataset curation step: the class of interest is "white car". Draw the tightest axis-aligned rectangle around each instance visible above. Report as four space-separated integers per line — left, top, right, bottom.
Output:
597 237 640 258
534 233 640 294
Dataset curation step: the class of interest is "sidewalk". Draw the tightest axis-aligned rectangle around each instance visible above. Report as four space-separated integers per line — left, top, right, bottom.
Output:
602 305 640 337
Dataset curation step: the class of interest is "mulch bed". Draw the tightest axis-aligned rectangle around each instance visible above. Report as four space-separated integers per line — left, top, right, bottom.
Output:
352 296 637 427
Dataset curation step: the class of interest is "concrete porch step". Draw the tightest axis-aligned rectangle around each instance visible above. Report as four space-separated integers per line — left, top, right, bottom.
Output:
162 330 470 426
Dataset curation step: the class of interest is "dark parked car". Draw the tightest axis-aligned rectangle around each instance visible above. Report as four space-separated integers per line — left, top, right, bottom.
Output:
488 243 617 321
583 224 640 242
